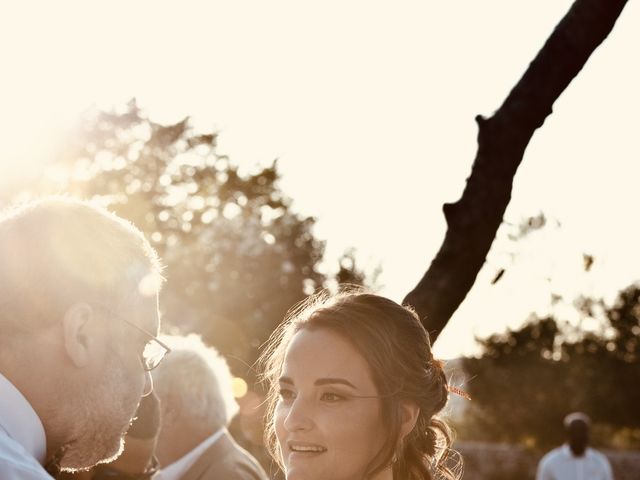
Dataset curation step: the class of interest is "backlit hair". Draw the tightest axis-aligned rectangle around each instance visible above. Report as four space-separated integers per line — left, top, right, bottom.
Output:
152 334 239 430
564 412 591 429
259 287 461 480
0 196 163 333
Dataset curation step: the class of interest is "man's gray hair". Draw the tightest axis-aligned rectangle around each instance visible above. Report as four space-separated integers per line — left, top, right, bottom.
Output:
0 196 163 332
152 334 240 430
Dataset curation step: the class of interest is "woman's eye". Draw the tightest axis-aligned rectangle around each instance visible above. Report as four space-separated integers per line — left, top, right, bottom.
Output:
278 388 295 401
320 392 345 402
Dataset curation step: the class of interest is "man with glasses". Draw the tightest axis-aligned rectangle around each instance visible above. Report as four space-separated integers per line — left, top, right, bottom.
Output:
0 197 167 479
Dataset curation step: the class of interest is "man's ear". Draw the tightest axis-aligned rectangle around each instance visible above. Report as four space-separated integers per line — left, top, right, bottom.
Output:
399 401 420 441
62 303 95 367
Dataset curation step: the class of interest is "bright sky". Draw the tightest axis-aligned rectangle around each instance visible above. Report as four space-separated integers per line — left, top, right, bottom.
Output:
1 1 638 359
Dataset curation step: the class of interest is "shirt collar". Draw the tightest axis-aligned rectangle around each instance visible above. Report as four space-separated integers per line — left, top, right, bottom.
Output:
160 427 226 480
0 372 47 464
562 443 594 459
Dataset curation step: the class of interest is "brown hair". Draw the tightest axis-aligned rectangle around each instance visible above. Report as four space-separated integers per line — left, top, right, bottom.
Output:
259 287 460 480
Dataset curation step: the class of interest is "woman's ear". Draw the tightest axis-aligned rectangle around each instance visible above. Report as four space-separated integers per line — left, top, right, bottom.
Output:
399 401 420 441
62 303 94 367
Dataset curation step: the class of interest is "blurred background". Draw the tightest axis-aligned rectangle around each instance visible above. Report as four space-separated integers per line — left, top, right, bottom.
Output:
1 1 639 478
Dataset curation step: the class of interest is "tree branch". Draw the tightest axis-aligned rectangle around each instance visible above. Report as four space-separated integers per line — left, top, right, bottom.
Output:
404 0 629 343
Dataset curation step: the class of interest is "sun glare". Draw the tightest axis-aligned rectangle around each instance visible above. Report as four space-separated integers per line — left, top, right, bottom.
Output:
232 377 248 399
1 0 638 361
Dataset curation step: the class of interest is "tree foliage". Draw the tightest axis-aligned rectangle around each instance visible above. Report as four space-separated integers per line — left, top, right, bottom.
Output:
34 100 332 377
461 284 640 449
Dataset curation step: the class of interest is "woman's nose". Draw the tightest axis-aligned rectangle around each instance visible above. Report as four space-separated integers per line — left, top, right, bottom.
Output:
283 396 314 432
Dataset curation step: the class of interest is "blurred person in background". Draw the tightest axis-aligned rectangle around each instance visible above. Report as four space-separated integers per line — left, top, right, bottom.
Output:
0 197 166 479
151 334 267 480
536 412 614 480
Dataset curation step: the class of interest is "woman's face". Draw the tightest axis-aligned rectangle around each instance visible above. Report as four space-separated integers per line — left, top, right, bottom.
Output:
275 327 388 480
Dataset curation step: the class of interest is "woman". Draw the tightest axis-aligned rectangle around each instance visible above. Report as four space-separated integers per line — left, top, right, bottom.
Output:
259 288 460 480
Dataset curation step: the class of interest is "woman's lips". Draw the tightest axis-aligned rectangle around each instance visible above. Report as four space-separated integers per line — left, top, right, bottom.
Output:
288 441 327 454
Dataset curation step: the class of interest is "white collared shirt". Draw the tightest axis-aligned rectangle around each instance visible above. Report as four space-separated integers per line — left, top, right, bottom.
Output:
536 444 614 480
0 372 52 479
155 428 226 480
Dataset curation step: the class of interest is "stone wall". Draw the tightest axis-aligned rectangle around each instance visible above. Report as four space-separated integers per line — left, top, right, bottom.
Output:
454 441 640 480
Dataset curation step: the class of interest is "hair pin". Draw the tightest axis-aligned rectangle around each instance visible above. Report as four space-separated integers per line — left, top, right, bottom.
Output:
446 384 471 401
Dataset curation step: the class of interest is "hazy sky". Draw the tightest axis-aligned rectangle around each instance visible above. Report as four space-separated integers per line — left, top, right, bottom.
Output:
1 1 638 358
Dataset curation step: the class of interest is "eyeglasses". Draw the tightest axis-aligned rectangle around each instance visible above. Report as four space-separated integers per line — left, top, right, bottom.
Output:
121 318 172 371
95 304 171 371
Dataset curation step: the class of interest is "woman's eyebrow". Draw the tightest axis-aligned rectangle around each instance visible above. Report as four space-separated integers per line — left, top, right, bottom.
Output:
314 378 357 389
277 376 358 389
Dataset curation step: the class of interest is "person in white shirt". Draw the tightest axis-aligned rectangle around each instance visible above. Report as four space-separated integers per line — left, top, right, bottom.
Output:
536 412 614 480
151 334 267 480
0 197 167 479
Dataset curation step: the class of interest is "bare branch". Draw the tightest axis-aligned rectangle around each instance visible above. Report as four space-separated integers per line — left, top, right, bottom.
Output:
404 0 629 343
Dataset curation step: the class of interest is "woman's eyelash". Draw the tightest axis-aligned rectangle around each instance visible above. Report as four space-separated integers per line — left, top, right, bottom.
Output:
278 388 295 400
277 389 350 402
320 392 346 402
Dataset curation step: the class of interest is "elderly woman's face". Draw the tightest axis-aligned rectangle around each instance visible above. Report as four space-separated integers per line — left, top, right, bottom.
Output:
275 327 388 480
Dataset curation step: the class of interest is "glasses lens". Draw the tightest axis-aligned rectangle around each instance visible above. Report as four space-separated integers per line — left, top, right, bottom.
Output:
143 341 167 371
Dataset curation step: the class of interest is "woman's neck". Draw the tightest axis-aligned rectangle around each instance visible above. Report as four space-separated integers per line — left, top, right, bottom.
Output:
370 466 393 480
